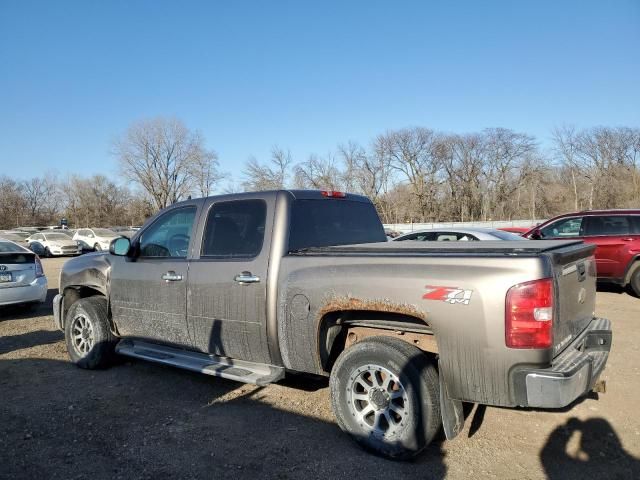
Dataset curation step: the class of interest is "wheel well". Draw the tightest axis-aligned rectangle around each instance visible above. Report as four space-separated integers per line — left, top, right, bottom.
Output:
62 287 106 326
317 310 437 373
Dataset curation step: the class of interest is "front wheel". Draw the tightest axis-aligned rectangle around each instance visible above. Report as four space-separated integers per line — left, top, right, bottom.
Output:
44 247 51 258
330 336 441 459
64 296 117 369
93 243 102 252
629 265 640 298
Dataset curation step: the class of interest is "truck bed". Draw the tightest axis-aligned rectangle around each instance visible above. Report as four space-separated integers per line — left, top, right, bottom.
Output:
290 239 586 256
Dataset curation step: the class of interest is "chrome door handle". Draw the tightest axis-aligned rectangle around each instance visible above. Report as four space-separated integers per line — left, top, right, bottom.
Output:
161 271 183 282
234 271 260 284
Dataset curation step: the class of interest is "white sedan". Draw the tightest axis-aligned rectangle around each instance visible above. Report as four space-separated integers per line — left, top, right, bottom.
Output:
393 227 528 242
72 228 119 251
0 239 48 308
26 232 82 257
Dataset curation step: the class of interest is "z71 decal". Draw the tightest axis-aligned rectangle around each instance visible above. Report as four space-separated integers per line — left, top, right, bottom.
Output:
422 285 473 305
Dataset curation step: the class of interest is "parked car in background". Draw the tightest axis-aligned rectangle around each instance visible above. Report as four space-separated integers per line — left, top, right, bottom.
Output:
524 210 640 296
0 231 30 246
394 227 527 242
72 228 120 251
498 226 532 235
26 232 81 257
0 239 47 308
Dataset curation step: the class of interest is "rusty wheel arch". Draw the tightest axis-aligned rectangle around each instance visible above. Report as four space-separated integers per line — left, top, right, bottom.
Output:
315 298 437 374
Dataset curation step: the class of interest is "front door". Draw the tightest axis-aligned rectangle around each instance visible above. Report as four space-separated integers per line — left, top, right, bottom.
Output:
110 204 200 346
186 197 273 363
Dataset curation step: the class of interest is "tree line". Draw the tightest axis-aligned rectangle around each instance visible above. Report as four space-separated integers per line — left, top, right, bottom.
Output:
1 117 638 230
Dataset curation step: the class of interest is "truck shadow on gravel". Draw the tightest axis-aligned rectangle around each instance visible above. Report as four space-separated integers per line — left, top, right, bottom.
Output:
0 329 63 355
540 417 640 479
0 356 448 480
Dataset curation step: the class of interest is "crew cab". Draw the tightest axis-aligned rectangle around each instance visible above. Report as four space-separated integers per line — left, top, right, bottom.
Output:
525 210 640 296
53 190 612 459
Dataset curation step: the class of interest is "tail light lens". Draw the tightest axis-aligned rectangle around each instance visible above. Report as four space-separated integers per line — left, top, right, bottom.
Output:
34 255 45 278
505 278 553 348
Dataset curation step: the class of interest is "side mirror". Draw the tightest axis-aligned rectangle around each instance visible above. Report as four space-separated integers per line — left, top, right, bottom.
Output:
110 237 131 256
529 229 542 240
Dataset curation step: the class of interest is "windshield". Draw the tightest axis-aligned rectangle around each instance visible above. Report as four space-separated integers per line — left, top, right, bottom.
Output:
491 230 527 241
46 233 72 240
93 229 117 237
0 241 29 253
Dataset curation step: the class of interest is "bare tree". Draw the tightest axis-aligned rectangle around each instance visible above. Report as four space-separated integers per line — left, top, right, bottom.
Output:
293 153 342 190
375 128 445 222
241 146 292 191
191 148 224 197
114 117 219 209
338 140 392 219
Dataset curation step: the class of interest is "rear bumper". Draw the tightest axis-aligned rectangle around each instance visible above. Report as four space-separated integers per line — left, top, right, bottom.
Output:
515 317 611 408
0 277 48 306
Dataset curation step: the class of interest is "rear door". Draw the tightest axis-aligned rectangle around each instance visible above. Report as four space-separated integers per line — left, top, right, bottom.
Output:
582 215 633 278
110 203 200 347
186 197 273 363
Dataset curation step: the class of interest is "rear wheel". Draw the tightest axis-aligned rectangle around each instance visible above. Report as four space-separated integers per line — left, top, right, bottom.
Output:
64 296 117 369
93 243 101 252
330 336 441 459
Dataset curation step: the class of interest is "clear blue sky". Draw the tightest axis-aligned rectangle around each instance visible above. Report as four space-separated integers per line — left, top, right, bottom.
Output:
1 0 639 187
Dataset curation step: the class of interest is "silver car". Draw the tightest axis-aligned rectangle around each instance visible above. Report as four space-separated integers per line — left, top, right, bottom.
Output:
0 239 48 308
393 227 528 242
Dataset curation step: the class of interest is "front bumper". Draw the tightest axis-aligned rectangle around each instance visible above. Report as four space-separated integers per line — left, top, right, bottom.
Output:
0 277 48 306
514 317 611 408
53 293 64 330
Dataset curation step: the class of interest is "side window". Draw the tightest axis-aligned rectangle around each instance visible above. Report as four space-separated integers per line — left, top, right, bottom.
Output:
139 207 197 258
585 216 631 236
201 200 267 258
398 233 419 241
540 217 583 238
630 216 640 234
435 233 458 241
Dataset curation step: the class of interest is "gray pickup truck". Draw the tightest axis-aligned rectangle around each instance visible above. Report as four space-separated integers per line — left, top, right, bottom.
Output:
53 190 612 458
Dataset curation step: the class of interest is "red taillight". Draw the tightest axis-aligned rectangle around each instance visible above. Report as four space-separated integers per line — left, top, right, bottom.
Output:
505 278 553 349
34 255 45 278
320 190 346 198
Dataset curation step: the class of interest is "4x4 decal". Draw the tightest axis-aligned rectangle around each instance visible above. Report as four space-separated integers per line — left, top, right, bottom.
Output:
423 285 473 305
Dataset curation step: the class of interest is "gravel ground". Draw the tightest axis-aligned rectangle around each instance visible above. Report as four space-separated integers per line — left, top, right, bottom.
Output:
1 257 639 479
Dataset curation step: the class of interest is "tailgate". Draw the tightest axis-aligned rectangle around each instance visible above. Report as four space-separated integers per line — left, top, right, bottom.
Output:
548 243 597 357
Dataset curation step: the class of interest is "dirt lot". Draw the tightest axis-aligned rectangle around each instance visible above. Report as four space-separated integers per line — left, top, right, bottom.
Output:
1 257 639 479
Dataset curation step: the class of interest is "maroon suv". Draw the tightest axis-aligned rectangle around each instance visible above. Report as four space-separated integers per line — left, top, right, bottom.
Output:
525 209 640 296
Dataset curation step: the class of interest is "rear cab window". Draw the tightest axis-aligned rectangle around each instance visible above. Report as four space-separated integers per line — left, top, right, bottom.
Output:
288 198 386 251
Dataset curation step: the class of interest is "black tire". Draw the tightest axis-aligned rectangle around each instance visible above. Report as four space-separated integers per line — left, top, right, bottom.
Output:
44 247 51 258
629 265 640 298
94 243 101 252
64 296 117 369
330 336 441 459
